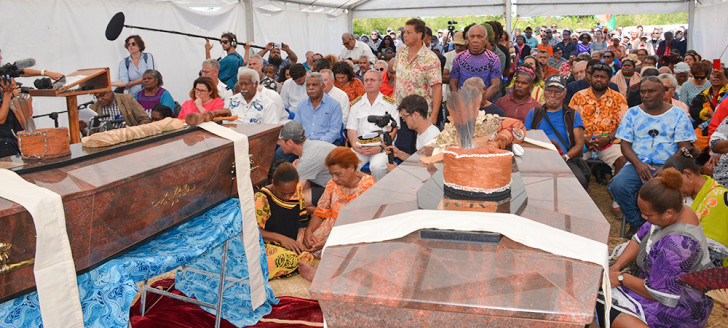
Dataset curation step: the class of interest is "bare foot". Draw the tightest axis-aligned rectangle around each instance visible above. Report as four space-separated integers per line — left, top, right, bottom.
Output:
299 261 316 282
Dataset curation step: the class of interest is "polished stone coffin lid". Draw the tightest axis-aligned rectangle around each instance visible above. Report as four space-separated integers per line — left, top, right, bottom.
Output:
0 123 281 302
310 131 611 327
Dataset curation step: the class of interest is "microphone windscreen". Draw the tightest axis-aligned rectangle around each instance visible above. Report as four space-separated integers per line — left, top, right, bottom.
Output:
106 12 125 41
14 58 36 69
34 77 53 89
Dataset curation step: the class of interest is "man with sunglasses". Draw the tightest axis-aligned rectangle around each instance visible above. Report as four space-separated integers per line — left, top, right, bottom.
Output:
609 76 695 236
340 32 376 74
205 32 249 90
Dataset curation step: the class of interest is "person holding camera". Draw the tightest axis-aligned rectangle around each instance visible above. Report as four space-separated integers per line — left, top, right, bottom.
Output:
385 95 440 173
0 77 22 157
347 70 398 181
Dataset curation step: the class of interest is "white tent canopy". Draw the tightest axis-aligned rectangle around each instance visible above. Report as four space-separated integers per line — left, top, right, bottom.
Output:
0 0 722 131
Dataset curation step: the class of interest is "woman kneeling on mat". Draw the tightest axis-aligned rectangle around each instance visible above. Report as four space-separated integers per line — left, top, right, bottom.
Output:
255 161 314 279
597 168 713 327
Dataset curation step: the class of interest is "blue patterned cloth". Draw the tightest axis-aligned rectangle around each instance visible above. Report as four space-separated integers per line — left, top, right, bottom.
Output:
616 105 696 165
0 198 276 328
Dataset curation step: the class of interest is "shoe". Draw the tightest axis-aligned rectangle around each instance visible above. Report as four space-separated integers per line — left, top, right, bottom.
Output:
624 224 641 240
611 201 622 215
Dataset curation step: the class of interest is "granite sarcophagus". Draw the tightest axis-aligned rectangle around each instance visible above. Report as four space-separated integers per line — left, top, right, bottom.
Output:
0 123 281 302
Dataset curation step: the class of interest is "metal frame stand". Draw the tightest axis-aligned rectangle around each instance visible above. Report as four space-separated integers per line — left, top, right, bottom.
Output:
137 239 249 328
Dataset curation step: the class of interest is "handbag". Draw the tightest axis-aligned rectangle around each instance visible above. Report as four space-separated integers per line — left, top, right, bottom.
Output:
542 111 591 179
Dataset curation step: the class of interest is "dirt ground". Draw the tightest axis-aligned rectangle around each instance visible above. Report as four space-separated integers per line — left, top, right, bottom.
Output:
587 179 728 327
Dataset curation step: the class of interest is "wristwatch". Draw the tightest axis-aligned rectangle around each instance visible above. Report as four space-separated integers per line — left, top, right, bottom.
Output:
617 273 624 285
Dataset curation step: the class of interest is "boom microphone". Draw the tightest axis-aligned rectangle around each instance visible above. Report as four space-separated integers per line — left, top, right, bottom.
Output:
14 58 36 70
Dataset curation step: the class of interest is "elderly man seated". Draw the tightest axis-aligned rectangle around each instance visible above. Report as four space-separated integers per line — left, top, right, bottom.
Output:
226 68 284 124
295 72 342 144
348 70 398 181
90 90 151 129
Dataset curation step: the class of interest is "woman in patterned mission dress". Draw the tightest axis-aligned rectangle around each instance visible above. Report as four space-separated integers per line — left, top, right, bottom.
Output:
255 162 314 279
597 168 713 328
300 147 375 254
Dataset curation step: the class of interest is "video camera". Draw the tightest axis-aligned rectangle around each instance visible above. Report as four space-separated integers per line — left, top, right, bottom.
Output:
447 20 458 33
0 58 36 79
367 113 398 164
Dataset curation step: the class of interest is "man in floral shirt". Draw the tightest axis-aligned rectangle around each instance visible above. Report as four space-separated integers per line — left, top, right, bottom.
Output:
227 68 284 124
393 18 442 155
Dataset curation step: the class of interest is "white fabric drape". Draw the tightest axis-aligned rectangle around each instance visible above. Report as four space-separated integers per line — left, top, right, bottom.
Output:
0 169 84 328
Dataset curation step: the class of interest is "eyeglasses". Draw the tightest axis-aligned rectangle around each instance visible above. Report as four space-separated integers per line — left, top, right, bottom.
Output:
126 42 136 47
377 68 385 71
693 76 707 80
194 88 210 93
604 55 613 59
400 112 412 120
220 40 230 44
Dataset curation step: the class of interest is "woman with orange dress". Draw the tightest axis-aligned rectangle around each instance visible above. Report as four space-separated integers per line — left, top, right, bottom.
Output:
332 61 365 102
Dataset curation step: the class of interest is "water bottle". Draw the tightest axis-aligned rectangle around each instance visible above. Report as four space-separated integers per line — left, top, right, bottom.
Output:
591 136 599 160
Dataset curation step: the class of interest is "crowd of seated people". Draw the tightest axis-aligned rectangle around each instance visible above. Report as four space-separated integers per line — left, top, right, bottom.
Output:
5 22 727 302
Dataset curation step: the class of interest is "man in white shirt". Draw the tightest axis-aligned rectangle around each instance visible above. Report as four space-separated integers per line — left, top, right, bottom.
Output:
340 33 376 73
201 59 233 102
226 68 283 124
320 69 350 125
280 63 308 115
386 94 440 172
347 70 399 180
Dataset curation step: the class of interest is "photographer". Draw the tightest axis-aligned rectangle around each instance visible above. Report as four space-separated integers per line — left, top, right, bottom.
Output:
347 70 398 181
385 95 440 173
0 77 22 157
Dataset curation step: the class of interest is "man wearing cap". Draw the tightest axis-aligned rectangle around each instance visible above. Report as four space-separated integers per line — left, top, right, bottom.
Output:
525 74 588 189
555 30 577 59
632 35 655 57
348 70 399 181
673 62 690 94
523 27 539 49
277 120 336 208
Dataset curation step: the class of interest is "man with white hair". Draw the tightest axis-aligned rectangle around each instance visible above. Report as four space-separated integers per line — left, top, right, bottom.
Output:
227 68 283 124
295 72 342 144
340 32 376 72
320 69 350 125
201 59 233 102
247 54 278 92
303 51 316 71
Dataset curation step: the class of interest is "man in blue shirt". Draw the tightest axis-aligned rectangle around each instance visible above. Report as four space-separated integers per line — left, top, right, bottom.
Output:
525 74 588 189
608 76 696 237
204 32 248 90
523 27 539 49
295 72 342 144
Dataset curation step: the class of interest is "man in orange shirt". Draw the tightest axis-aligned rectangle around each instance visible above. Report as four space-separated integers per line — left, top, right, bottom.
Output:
380 58 395 97
537 50 559 77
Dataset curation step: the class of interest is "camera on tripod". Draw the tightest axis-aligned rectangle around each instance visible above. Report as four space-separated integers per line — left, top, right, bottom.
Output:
367 113 398 164
447 20 458 33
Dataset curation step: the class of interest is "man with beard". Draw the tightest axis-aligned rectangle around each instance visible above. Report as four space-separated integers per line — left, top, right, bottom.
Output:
569 62 628 175
495 67 540 122
449 24 501 101
294 72 342 144
257 42 298 79
565 59 620 106
525 74 588 189
555 29 577 59
608 76 695 236
205 32 248 90
226 68 284 124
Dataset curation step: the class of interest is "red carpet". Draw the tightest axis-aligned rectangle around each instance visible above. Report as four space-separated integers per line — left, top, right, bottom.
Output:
129 279 324 328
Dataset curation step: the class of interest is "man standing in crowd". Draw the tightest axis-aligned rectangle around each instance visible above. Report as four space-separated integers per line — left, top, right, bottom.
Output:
277 121 336 209
280 64 308 115
525 75 588 189
201 59 233 102
523 27 540 49
495 67 541 122
295 72 342 144
205 32 248 90
569 62 628 175
348 70 398 181
340 32 376 72
449 24 501 101
609 76 695 236
257 42 298 78
556 30 576 58
442 31 467 118
393 18 442 155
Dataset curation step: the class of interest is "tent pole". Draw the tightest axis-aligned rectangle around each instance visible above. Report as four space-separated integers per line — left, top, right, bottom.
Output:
505 0 512 41
348 9 354 34
687 0 695 50
244 0 255 47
